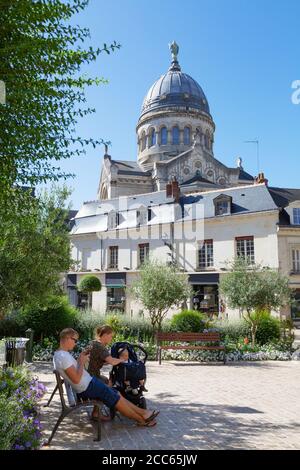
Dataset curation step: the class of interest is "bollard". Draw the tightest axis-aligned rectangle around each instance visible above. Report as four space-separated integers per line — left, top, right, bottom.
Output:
25 328 34 363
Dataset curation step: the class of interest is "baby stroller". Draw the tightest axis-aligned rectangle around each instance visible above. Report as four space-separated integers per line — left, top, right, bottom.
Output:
110 341 148 409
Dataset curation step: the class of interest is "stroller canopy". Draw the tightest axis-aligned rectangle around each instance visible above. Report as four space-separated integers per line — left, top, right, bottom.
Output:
110 341 139 362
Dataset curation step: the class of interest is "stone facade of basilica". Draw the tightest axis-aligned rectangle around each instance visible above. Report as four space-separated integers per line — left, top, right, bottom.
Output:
68 43 300 322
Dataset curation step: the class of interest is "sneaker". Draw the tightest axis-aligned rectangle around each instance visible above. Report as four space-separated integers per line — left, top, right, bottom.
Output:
125 385 132 393
132 388 139 395
139 385 148 392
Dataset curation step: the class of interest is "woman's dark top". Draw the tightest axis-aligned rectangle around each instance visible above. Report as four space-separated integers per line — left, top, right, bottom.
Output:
87 340 110 379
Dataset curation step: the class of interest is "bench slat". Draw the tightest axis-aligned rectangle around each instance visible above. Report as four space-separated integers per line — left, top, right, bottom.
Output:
156 331 226 365
156 333 220 340
160 345 225 350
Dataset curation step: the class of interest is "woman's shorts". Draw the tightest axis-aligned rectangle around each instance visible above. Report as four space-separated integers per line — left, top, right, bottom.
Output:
77 376 120 409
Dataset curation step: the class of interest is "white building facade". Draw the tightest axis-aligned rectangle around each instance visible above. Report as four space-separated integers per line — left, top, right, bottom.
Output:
67 43 300 322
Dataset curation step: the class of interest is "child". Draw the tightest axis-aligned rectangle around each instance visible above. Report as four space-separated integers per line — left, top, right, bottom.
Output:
117 347 148 396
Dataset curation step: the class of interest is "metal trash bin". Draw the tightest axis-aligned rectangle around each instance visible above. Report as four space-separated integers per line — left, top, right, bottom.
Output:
5 338 29 367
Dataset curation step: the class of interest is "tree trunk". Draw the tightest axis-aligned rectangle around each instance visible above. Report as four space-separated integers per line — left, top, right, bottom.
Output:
251 323 257 348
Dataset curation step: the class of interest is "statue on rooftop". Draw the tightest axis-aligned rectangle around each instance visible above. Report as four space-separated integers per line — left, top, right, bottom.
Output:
169 41 179 62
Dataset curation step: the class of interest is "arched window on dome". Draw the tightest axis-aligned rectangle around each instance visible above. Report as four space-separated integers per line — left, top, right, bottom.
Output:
149 128 156 147
172 126 180 145
184 127 191 145
141 131 147 151
160 126 167 145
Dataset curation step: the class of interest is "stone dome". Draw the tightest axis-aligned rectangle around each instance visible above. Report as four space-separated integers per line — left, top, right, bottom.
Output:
141 52 210 118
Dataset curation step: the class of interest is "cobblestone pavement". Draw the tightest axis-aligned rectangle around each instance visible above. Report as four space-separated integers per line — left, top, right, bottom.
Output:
32 360 300 450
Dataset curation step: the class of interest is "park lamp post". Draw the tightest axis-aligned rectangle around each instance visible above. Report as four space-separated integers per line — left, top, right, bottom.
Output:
0 80 6 105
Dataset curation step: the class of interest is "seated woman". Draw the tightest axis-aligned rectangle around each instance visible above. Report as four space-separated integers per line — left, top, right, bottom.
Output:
116 347 148 395
87 325 123 385
53 328 159 427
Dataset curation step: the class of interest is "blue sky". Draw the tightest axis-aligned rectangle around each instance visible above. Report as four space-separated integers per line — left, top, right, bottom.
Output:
55 0 300 209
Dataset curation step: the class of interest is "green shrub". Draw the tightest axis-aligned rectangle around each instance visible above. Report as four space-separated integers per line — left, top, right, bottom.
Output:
74 310 106 340
213 319 250 342
78 275 101 292
0 310 25 339
0 397 24 450
170 310 208 332
73 310 161 342
19 295 77 341
254 311 281 345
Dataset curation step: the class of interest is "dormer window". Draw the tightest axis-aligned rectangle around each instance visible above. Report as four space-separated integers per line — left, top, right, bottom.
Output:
108 211 119 230
213 194 232 216
137 207 147 226
293 208 300 225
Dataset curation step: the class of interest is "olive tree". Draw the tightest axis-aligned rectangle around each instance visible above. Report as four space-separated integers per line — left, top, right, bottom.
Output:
219 258 292 346
131 260 191 332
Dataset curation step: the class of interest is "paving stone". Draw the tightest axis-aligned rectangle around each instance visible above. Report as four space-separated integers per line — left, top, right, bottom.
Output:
33 360 300 450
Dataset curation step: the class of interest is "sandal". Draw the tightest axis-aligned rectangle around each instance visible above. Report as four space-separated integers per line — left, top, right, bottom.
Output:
145 410 160 423
137 419 157 427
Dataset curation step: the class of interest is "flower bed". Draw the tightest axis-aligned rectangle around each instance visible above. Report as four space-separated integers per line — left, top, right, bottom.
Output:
0 366 47 450
32 336 298 363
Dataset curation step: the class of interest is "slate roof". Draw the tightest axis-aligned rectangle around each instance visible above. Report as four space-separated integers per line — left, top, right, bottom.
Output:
112 159 151 177
72 183 280 235
180 173 222 191
268 187 300 208
238 168 255 181
181 184 278 220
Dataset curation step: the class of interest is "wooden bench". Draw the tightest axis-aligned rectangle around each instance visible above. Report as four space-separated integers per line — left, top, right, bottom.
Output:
44 371 103 445
156 332 226 364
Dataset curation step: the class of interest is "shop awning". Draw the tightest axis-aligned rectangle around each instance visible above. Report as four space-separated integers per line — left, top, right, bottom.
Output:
188 273 219 284
105 272 126 288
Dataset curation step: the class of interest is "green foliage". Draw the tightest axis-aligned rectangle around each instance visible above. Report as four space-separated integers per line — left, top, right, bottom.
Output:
0 310 25 338
220 258 292 313
213 319 250 342
74 310 158 342
78 275 102 293
170 310 208 332
131 259 192 331
105 314 122 334
74 310 106 340
19 295 77 341
254 311 281 345
0 0 120 204
0 397 24 450
279 318 295 350
0 186 74 317
219 258 292 345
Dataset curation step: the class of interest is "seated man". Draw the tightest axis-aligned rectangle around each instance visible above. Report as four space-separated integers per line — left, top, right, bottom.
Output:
53 328 159 427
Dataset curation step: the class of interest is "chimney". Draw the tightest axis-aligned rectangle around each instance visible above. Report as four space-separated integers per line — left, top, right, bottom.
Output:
166 178 180 202
166 181 173 198
255 172 268 185
171 178 180 203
